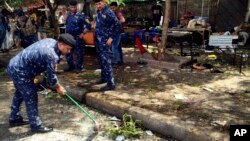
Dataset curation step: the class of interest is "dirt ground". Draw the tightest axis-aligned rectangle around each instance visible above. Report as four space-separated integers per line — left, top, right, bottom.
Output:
58 47 250 135
0 73 175 141
1 46 250 140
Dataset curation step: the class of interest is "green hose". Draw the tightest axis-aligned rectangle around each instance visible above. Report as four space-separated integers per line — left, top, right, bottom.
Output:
42 74 97 124
65 93 96 124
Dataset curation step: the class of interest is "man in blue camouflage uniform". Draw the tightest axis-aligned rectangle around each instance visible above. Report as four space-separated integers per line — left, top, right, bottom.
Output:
93 0 121 91
110 2 125 67
65 0 90 73
7 33 75 133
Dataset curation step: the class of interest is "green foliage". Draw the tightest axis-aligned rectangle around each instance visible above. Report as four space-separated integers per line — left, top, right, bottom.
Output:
106 0 126 6
1 0 37 9
5 0 23 8
104 114 143 138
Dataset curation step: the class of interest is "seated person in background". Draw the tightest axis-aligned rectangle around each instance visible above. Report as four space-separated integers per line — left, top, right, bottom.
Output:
179 11 194 28
187 17 210 29
232 22 250 46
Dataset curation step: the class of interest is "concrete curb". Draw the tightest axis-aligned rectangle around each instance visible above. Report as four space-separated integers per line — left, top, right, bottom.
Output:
85 92 229 141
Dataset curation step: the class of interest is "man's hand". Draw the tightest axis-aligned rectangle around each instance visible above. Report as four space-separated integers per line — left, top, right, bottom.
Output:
106 37 113 47
55 84 66 96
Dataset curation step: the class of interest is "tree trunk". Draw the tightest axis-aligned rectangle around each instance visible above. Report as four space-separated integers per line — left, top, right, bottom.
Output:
159 0 171 61
50 10 60 38
46 0 59 38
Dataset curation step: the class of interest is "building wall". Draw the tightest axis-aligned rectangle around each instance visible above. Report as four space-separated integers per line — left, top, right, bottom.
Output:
177 0 248 31
122 2 178 24
215 0 248 31
178 0 216 18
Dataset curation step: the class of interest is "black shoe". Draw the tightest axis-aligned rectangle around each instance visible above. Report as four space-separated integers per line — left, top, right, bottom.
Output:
63 67 75 72
31 125 53 133
100 85 115 91
9 119 29 127
94 79 107 85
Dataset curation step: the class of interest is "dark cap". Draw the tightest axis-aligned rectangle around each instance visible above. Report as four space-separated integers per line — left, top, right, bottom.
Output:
16 9 24 16
93 0 101 3
69 0 77 5
58 33 76 48
110 2 118 7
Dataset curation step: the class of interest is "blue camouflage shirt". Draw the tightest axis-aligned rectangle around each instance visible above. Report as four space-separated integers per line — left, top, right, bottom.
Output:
94 6 121 44
7 38 60 87
66 12 89 38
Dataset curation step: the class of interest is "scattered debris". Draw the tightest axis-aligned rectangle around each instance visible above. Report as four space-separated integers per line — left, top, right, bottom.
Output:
109 116 121 122
174 94 188 100
94 69 101 74
207 54 217 60
115 135 125 141
202 87 214 93
192 63 213 70
124 66 131 71
145 130 154 136
211 120 227 127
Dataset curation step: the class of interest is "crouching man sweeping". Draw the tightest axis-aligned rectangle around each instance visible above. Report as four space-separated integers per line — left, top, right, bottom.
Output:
7 33 75 133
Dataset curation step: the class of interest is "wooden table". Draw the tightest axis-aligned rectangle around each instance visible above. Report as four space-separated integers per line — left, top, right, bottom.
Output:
169 28 211 46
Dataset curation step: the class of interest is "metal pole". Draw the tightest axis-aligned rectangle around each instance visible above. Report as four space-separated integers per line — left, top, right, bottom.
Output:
201 0 204 17
208 0 211 18
177 0 179 19
246 0 250 22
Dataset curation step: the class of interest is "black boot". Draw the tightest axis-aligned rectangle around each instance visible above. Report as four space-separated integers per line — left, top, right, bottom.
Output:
9 117 29 127
31 125 53 133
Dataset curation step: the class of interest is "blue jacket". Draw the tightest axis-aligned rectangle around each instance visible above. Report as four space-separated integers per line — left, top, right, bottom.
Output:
66 12 89 38
94 6 122 44
7 38 61 87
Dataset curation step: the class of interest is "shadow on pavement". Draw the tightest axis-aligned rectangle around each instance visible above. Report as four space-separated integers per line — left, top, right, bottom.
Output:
0 123 34 141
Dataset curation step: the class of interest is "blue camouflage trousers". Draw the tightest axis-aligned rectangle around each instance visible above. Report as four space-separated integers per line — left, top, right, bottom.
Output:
9 81 42 129
111 34 123 65
0 24 6 48
96 42 115 88
66 37 84 70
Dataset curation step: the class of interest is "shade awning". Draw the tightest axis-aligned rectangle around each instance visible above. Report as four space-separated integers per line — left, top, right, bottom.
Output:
124 0 177 3
124 0 152 3
22 0 45 10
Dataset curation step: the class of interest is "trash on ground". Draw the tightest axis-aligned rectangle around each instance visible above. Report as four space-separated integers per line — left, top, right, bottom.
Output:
174 94 188 100
202 87 214 93
109 116 121 122
94 69 101 74
115 135 125 141
211 120 227 127
145 130 154 136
